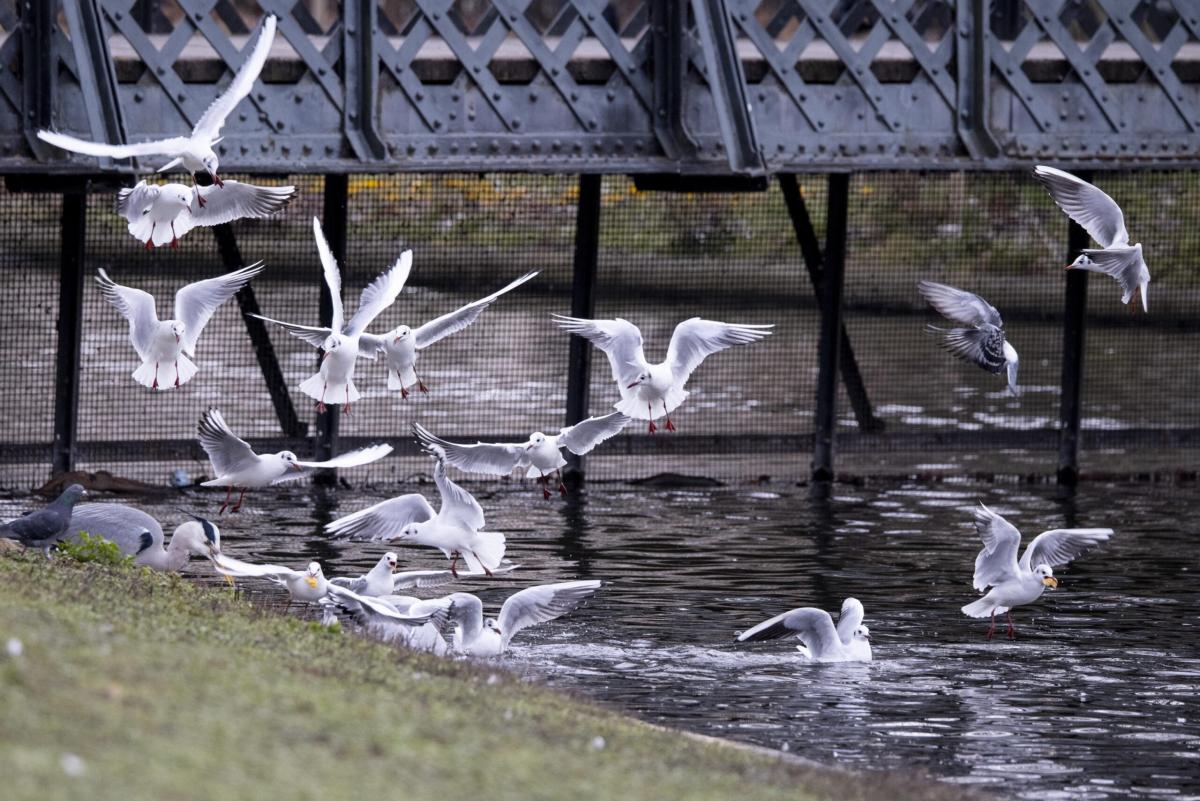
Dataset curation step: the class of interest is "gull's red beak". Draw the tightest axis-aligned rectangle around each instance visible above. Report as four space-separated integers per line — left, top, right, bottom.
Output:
291 462 303 472
175 333 181 343
626 380 641 388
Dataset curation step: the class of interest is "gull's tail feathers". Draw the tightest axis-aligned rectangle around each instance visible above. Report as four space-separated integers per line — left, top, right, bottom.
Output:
298 374 361 405
133 354 196 390
615 386 689 420
962 596 1007 619
464 530 506 573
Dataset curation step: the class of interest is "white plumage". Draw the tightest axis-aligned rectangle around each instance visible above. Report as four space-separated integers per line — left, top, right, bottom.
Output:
736 598 872 663
116 179 294 248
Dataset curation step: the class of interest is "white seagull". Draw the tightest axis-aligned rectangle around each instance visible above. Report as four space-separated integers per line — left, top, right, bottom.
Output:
66 505 221 572
117 179 295 249
324 446 505 577
440 580 603 656
552 315 773 433
324 590 458 654
1033 165 1151 312
360 271 539 398
37 15 277 199
962 504 1113 639
736 598 872 663
918 281 1019 396
328 552 518 597
413 413 629 499
253 217 412 413
97 263 264 390
197 408 393 513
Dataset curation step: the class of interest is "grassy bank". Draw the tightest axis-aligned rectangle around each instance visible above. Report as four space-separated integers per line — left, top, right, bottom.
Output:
0 552 966 801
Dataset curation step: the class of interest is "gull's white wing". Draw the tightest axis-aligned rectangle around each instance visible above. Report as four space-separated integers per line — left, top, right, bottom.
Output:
413 423 524 476
917 281 1003 328
192 15 277 140
115 181 159 222
557 412 630 456
1021 528 1113 573
665 318 774 385
413 271 538 349
249 313 331 349
178 181 295 237
497 580 601 649
324 494 436 540
444 592 485 639
835 597 865 645
325 584 433 627
197 408 260 477
971 503 1023 591
345 251 412 337
356 332 387 360
735 607 842 658
551 315 647 386
393 563 519 591
95 269 159 360
38 130 191 160
1078 247 1147 307
328 575 368 594
211 552 298 580
1033 165 1129 248
927 324 1007 374
312 217 344 333
173 262 265 356
293 443 393 469
426 446 486 530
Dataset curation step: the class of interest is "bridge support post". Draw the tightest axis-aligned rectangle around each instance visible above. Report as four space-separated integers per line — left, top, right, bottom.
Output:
52 190 86 476
564 174 602 481
1057 177 1092 486
812 174 849 482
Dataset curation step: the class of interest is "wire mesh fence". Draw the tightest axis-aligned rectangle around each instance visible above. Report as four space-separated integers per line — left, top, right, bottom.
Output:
1 170 1198 491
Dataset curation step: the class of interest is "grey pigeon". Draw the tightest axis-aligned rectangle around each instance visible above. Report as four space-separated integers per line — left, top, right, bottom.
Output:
1 484 88 557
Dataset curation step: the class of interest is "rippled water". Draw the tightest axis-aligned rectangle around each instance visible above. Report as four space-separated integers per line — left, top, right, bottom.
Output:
5 480 1198 798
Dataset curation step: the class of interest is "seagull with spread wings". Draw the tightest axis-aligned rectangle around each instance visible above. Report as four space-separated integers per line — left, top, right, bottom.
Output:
1034 165 1151 312
552 315 773 434
736 598 872 663
253 217 412 413
328 552 517 597
97 263 264 390
197 408 393 513
918 280 1019 397
437 580 603 657
962 504 1113 639
116 179 294 249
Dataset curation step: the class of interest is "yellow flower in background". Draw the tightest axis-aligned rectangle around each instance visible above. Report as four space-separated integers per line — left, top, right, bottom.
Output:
860 184 874 195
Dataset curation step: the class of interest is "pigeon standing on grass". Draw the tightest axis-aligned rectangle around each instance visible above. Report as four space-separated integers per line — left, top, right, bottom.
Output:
1 485 88 557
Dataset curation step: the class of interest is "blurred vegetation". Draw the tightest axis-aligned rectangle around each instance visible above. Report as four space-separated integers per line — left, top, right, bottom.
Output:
56 533 133 567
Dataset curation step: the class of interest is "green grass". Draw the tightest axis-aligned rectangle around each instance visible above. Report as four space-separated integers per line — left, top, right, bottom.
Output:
0 553 973 801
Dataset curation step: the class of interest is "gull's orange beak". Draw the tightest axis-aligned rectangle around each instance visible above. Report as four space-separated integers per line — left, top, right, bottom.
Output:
1043 576 1059 589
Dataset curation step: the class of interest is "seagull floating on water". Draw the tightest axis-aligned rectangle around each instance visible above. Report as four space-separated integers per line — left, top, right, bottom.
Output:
962 504 1113 639
552 315 773 433
736 598 872 663
67 505 220 571
0 485 87 557
97 264 264 390
253 218 411 413
117 180 294 249
197 408 393 513
1033 165 1151 312
918 281 1019 396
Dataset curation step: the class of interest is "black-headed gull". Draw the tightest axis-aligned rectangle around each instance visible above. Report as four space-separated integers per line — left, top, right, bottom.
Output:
918 281 1019 396
328 552 517 597
962 504 1112 639
97 263 264 390
1 485 87 557
324 590 456 653
324 445 505 577
359 271 538 398
439 580 602 656
552 315 773 433
1033 165 1151 312
37 15 276 198
197 408 393 513
413 413 629 499
736 598 872 663
253 218 412 413
117 179 294 249
66 505 220 571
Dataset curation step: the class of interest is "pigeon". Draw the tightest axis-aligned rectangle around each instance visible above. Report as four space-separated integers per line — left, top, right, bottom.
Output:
552 315 773 433
96 263 265 390
413 413 630 499
736 598 872 663
1 484 88 556
252 217 412 413
1033 165 1151 312
37 15 277 202
116 180 295 249
66 505 220 571
962 504 1113 639
438 580 603 657
359 272 538 398
197 408 393 513
917 281 1019 396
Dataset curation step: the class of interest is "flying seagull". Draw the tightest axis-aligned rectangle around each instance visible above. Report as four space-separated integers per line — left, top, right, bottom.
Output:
66 505 221 572
328 552 516 597
962 504 1113 639
736 598 872 663
253 217 412 413
438 580 603 656
97 263 264 390
0 484 88 557
917 281 1019 396
413 413 630 499
117 180 295 249
1033 165 1151 312
197 408 393 513
552 315 773 433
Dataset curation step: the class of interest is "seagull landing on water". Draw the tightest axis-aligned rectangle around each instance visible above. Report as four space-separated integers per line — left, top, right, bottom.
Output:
413 413 629 499
552 315 773 434
117 180 294 249
328 551 516 597
917 281 1019 397
736 598 872 663
37 15 276 203
962 504 1113 640
436 580 603 657
359 271 538 399
252 218 411 413
1033 165 1151 312
97 264 264 390
197 408 392 513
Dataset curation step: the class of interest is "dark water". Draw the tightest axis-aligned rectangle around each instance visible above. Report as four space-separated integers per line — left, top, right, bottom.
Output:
6 480 1199 798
